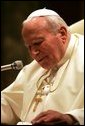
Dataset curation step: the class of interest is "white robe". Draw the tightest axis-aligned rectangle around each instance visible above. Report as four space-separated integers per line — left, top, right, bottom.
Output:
1 33 84 125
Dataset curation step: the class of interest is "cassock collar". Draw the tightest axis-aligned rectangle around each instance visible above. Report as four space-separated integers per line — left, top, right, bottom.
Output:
57 34 77 68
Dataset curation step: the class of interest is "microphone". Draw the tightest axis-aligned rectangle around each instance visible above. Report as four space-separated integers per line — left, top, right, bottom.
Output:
1 60 23 71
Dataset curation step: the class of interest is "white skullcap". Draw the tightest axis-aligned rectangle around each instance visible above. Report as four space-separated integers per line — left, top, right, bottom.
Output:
25 8 59 22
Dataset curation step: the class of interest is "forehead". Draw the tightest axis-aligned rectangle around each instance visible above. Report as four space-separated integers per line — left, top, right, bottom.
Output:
22 17 48 33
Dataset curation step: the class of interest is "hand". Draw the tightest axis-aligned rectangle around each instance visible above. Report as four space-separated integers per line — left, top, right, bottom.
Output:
31 110 78 125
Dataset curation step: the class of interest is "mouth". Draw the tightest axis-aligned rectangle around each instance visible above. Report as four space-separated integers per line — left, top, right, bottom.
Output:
37 56 47 62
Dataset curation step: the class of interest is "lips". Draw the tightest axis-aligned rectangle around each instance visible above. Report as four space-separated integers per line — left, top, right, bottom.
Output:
37 56 47 62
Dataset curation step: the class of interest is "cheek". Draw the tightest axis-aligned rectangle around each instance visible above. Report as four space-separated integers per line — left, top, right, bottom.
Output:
40 42 54 54
40 42 59 62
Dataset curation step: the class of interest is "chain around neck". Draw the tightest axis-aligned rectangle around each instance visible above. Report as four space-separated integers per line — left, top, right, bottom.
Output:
36 34 79 95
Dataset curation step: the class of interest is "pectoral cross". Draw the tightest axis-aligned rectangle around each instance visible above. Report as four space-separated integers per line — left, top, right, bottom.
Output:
33 95 42 112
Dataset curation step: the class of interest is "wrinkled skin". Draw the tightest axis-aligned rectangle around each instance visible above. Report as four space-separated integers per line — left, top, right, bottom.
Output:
22 17 69 70
31 110 77 125
22 17 76 125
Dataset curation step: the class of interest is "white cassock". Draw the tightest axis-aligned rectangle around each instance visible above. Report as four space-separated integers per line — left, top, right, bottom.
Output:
1 33 84 125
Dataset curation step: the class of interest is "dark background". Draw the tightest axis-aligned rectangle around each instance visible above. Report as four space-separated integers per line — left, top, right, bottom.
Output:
1 1 84 90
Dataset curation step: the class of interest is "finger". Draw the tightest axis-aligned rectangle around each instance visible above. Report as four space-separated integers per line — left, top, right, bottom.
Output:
42 114 60 122
31 111 47 123
32 114 56 124
32 116 47 124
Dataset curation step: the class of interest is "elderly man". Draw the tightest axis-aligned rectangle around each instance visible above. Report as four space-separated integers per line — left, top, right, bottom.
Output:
1 8 84 125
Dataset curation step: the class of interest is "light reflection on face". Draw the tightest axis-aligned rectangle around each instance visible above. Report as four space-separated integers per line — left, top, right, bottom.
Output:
22 17 66 70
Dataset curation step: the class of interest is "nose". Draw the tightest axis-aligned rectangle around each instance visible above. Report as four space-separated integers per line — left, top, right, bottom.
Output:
31 47 40 55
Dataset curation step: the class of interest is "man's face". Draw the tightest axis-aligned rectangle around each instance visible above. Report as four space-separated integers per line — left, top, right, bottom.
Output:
22 17 66 70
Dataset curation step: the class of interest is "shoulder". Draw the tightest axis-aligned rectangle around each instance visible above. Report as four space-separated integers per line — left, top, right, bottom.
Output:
73 33 84 73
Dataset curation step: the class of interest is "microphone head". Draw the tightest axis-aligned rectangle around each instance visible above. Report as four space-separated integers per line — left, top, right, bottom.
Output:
12 60 23 70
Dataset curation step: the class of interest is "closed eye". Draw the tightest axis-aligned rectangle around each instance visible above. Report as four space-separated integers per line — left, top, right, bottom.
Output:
24 38 44 48
33 38 44 45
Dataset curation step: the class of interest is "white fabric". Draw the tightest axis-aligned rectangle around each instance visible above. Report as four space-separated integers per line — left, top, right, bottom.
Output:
17 121 32 125
24 8 60 23
27 8 59 19
69 19 84 35
1 34 84 125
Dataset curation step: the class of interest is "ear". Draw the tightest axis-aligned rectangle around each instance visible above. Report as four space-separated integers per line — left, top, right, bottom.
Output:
58 26 67 44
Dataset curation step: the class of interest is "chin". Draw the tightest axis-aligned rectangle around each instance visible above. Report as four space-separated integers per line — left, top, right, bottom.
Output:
41 64 54 70
42 66 50 70
39 61 57 70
